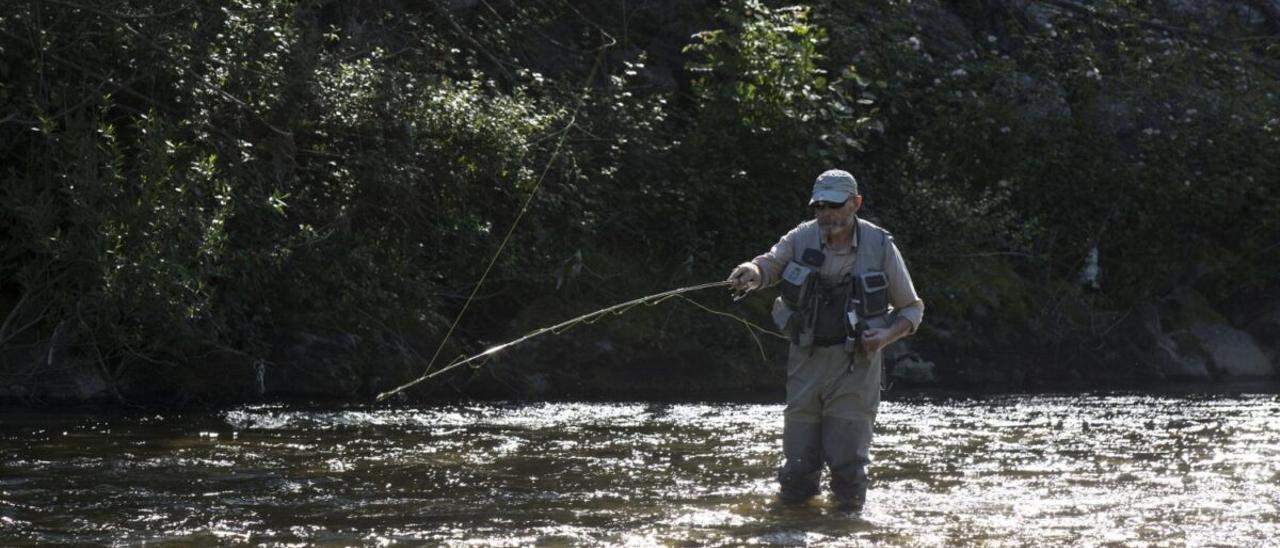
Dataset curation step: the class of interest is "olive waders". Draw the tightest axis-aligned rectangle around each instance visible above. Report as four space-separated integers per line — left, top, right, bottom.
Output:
770 218 896 509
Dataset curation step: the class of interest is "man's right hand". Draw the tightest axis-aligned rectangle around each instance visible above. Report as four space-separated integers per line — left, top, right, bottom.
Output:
727 263 761 291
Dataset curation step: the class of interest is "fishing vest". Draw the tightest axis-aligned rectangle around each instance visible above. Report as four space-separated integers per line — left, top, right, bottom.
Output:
770 218 895 350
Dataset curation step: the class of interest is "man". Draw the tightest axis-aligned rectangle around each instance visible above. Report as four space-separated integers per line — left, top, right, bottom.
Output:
727 169 924 511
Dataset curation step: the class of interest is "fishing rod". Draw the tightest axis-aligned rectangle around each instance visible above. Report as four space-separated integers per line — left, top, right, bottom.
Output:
393 32 616 404
375 280 779 401
374 32 786 402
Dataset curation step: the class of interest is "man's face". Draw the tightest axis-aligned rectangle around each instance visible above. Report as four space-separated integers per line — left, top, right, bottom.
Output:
813 195 861 237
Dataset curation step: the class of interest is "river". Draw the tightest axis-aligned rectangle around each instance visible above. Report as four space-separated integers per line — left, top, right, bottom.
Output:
2 392 1278 546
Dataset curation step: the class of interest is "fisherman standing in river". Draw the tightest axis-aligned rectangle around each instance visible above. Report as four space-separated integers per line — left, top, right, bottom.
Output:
728 169 924 511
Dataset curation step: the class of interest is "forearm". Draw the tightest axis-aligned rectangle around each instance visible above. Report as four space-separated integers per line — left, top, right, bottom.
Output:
750 256 786 287
885 316 913 344
893 301 924 334
884 241 924 334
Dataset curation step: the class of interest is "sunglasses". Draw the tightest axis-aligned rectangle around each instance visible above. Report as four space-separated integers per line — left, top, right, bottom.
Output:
811 200 848 211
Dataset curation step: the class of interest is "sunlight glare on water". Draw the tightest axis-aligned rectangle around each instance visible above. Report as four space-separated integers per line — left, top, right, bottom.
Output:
2 393 1279 545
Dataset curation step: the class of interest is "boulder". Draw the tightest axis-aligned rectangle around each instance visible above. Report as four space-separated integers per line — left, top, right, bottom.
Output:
66 359 110 400
9 320 113 402
1169 286 1229 327
892 353 938 384
1129 295 1274 381
29 355 111 402
1154 334 1211 380
268 330 362 397
1189 321 1275 377
1246 305 1280 372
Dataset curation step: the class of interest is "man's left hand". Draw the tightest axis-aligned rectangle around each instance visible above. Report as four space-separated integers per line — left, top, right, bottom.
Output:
860 328 893 354
860 318 913 354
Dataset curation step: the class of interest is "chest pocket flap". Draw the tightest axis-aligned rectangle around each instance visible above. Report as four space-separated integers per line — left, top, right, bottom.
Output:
857 271 890 318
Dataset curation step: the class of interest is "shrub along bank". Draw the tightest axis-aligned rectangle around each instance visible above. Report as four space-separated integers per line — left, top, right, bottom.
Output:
1 1 1277 404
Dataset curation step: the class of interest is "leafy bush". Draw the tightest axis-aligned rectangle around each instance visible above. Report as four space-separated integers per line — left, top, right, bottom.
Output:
2 0 1278 400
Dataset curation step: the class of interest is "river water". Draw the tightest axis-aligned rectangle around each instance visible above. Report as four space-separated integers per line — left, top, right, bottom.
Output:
2 392 1279 546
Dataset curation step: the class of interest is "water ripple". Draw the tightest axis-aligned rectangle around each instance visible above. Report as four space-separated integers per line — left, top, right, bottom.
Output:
1 393 1278 545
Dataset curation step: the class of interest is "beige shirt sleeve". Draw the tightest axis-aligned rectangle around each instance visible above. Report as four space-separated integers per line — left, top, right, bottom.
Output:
748 224 803 288
885 239 925 333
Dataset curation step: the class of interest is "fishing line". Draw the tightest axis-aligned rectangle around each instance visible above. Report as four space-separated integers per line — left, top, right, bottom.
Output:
376 281 782 401
672 294 786 360
403 31 615 398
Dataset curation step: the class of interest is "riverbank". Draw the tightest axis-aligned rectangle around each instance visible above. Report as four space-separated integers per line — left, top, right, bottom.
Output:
3 274 1277 406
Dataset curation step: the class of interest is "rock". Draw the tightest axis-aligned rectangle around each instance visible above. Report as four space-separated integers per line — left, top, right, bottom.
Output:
1189 322 1275 377
883 342 910 364
1131 303 1190 379
68 359 109 400
1127 299 1261 381
1154 335 1211 380
1169 286 1229 327
1246 305 1280 372
1135 303 1165 347
34 356 110 402
15 320 114 402
892 354 937 384
268 330 362 397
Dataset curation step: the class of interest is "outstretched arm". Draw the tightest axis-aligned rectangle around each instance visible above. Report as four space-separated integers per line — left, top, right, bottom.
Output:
727 225 801 291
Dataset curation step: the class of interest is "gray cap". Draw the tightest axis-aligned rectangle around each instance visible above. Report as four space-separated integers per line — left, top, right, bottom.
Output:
809 169 858 205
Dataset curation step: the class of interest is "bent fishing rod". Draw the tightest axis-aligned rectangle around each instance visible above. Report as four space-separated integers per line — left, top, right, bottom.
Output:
372 41 780 402
376 280 776 401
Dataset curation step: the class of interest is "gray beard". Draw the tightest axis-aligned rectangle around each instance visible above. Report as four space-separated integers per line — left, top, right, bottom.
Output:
819 215 855 236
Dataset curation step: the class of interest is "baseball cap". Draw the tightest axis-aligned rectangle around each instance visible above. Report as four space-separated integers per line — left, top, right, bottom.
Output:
809 169 859 205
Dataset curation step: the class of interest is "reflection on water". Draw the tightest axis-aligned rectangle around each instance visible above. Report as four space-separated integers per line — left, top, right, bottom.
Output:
2 394 1279 545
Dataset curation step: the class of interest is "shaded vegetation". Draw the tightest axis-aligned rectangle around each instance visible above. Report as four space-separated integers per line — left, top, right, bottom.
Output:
1 0 1277 403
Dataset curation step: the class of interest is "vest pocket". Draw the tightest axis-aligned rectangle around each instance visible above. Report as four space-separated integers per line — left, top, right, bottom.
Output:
856 271 889 318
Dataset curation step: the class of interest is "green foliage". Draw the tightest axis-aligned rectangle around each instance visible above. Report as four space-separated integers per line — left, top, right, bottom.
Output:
819 0 1280 307
2 0 1278 399
682 0 877 255
0 1 568 396
689 2 842 142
